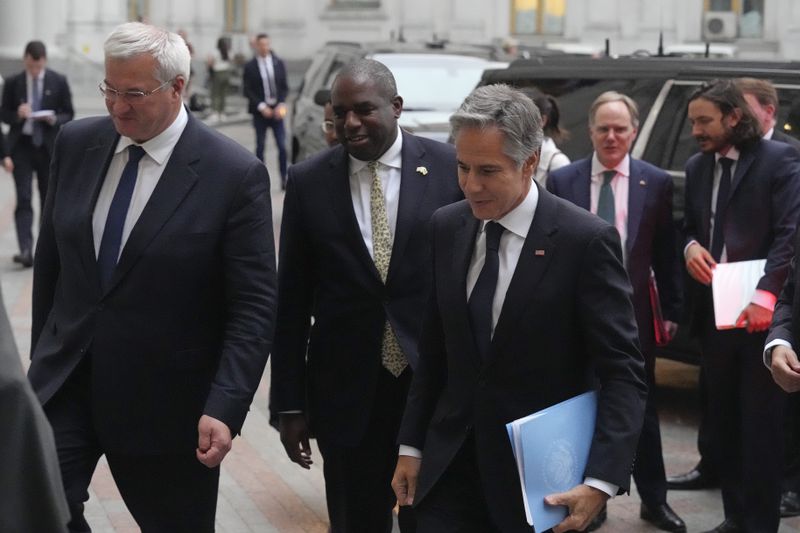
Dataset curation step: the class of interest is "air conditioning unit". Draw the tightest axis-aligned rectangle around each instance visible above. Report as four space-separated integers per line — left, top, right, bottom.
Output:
703 11 738 41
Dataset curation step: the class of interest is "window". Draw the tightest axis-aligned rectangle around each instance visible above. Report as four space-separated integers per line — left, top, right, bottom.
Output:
704 0 764 38
331 0 380 7
225 0 247 33
128 0 148 22
512 0 565 35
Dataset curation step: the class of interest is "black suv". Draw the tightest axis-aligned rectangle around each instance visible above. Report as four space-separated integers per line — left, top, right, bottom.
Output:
290 40 507 163
480 56 800 363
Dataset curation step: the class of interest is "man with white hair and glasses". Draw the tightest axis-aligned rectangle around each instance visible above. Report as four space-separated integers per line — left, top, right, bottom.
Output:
27 22 276 532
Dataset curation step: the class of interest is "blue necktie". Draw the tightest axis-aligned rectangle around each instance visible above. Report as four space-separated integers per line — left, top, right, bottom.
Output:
31 77 43 147
597 169 616 225
711 157 733 261
468 221 505 361
97 145 146 290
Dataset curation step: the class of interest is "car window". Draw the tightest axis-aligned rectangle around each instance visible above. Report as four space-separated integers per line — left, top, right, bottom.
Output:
642 82 699 172
371 53 501 112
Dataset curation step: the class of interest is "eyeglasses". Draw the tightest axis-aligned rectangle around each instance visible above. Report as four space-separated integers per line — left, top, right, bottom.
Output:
321 120 335 133
99 79 173 103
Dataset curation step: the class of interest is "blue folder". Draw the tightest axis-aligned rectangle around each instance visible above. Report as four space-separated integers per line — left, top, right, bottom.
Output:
506 390 598 532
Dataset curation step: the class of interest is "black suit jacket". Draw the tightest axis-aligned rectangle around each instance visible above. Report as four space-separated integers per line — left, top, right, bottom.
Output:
768 231 800 351
269 132 462 445
398 187 647 532
683 139 800 331
242 55 289 115
548 157 682 354
27 113 277 454
1 69 74 155
772 129 800 153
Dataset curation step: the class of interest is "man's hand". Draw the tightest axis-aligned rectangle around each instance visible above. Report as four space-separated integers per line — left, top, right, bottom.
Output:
735 303 773 333
196 415 232 468
259 105 274 119
278 413 313 469
392 455 421 506
771 345 800 392
17 102 31 120
663 320 679 343
545 484 610 533
685 243 716 285
2 157 12 173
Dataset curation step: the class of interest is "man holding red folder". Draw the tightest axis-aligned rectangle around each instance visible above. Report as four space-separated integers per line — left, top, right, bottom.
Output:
683 79 800 533
392 84 647 533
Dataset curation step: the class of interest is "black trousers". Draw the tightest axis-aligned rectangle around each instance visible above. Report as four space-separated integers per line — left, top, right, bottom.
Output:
631 348 668 506
10 136 49 253
415 436 505 533
43 358 219 533
252 113 287 182
700 314 785 533
316 367 414 533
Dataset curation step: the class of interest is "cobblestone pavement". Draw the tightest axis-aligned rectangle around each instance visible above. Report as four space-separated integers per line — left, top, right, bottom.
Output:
2 101 800 531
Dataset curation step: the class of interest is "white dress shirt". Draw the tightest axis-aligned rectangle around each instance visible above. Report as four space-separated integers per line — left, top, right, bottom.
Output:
257 54 278 107
590 153 629 265
402 181 618 498
92 105 188 259
22 69 46 136
348 126 403 255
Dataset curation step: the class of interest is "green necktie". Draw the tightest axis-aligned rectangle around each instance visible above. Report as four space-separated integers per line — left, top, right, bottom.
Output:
597 169 616 225
369 161 408 377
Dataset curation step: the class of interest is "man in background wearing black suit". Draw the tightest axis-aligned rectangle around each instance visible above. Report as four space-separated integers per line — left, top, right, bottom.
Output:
683 79 800 533
548 91 685 532
392 84 647 533
28 23 276 532
242 33 289 186
270 59 462 533
1 40 73 268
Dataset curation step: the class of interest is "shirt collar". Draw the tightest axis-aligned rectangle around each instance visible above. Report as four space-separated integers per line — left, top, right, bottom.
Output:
114 105 189 165
591 152 630 181
348 125 404 176
27 69 46 84
481 180 539 240
764 127 775 140
715 145 740 163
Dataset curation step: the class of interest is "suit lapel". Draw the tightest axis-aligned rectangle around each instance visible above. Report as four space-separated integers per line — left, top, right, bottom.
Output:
450 207 482 370
626 160 646 256
490 185 557 362
325 147 381 279
389 132 428 283
729 143 756 200
103 115 201 294
697 154 715 246
79 121 120 292
569 159 592 209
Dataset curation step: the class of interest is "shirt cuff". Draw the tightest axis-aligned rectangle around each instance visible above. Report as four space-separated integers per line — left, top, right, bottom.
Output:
751 289 777 312
257 102 267 111
683 239 699 258
399 445 422 458
583 477 617 498
764 338 792 368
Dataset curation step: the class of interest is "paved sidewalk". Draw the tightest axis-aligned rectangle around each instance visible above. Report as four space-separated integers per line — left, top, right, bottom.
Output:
2 114 800 531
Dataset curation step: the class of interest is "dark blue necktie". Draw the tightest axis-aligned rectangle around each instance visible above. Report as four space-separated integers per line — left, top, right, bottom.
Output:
469 221 505 361
97 145 146 290
711 157 733 261
31 77 43 147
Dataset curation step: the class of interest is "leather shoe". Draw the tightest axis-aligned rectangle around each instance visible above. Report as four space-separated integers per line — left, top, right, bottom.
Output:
666 466 718 490
585 503 606 532
12 249 32 268
699 518 743 533
640 502 686 532
781 490 800 518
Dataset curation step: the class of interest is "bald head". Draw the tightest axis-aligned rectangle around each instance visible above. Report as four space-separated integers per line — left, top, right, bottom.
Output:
333 59 398 102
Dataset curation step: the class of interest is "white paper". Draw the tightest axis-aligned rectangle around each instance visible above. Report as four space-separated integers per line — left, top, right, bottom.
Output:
30 109 55 119
711 259 766 329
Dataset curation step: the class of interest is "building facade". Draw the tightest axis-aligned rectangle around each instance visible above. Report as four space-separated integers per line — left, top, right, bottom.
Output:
1 1 799 67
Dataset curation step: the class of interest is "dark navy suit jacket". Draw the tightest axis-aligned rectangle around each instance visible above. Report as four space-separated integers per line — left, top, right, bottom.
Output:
242 54 289 115
548 157 682 354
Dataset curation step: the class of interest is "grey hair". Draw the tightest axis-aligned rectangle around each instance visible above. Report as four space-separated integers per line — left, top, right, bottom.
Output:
104 22 191 83
450 84 543 167
589 91 640 129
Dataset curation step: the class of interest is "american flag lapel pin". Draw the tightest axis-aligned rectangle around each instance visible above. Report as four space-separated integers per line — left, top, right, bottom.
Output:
534 249 546 256
639 180 646 186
